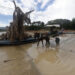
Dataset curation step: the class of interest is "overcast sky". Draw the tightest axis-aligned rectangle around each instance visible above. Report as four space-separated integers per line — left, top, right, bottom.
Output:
0 0 75 27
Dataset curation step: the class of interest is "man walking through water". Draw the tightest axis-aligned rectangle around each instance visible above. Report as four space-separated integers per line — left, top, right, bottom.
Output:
55 36 60 46
45 33 50 47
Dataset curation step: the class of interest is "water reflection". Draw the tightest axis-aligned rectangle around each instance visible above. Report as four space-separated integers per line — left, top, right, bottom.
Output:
27 44 60 64
35 48 59 64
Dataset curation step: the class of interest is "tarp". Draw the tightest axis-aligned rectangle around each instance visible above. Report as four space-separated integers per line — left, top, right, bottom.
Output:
45 24 60 27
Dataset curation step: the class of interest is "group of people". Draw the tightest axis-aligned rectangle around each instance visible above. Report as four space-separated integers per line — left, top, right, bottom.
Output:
34 32 60 47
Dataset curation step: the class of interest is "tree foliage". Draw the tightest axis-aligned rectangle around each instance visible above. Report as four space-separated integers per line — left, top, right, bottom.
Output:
24 21 45 30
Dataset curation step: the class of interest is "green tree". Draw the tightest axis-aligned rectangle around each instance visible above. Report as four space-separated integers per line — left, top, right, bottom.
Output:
71 18 75 30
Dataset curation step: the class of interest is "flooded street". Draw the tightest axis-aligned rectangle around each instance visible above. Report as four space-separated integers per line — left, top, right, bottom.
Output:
0 34 75 75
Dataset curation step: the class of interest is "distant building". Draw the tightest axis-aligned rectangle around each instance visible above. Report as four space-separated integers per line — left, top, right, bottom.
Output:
45 24 60 28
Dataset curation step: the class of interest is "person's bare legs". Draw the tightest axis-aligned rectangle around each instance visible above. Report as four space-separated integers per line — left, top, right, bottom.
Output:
37 40 39 46
42 40 44 47
37 38 40 46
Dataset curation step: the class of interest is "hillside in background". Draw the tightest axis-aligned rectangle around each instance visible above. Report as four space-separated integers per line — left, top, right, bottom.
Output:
0 27 6 31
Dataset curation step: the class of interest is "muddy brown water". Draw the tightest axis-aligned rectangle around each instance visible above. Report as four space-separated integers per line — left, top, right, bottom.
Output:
0 34 75 75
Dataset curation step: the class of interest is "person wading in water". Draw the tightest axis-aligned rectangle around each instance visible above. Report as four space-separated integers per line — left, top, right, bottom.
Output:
45 33 50 46
55 36 60 46
34 32 50 47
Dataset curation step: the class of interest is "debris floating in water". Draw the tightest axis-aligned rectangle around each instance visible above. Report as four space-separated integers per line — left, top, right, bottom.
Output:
3 58 16 63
